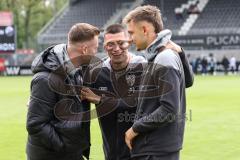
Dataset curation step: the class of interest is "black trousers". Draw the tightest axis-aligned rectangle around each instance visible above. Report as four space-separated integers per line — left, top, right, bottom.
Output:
27 155 84 160
132 152 179 160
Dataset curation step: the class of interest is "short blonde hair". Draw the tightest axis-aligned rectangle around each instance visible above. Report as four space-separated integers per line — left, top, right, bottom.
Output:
68 23 100 44
123 5 163 33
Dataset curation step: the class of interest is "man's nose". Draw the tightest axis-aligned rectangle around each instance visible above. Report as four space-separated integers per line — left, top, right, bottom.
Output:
113 44 120 51
128 35 133 42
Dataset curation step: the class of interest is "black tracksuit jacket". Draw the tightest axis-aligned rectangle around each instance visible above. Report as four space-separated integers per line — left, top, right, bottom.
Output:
85 51 193 160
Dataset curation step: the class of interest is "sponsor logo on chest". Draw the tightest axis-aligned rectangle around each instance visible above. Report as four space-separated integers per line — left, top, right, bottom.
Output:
98 86 108 91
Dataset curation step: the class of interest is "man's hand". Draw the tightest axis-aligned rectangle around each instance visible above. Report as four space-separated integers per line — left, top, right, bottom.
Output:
165 40 182 53
125 127 138 150
81 87 101 104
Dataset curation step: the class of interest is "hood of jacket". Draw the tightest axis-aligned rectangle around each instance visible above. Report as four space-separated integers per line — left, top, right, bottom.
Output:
31 44 75 75
146 29 172 60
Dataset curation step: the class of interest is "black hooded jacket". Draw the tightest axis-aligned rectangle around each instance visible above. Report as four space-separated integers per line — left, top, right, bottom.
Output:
26 44 90 160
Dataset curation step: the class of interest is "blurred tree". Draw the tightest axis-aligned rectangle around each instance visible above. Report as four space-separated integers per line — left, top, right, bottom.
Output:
0 0 67 49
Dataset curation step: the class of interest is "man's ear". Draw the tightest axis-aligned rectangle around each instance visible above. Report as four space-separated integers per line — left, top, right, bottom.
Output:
142 25 148 36
82 45 88 55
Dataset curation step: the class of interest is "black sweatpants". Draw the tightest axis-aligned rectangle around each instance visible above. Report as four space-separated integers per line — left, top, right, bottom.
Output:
27 155 84 160
132 152 179 160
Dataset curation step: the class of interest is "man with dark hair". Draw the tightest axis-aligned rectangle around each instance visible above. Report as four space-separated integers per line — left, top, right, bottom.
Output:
222 56 229 75
81 23 147 160
208 53 216 75
123 5 194 160
26 23 100 160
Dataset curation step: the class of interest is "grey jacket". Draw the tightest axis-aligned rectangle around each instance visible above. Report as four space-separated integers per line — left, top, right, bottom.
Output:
131 30 192 157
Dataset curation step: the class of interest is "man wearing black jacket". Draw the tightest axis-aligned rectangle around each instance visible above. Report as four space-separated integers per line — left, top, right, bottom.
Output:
81 24 147 160
123 5 194 160
26 23 100 160
81 23 193 160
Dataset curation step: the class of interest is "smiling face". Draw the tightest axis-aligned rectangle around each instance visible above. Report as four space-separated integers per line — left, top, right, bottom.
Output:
104 31 131 65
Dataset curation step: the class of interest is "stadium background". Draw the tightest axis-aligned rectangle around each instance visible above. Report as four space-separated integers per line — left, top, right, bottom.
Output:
0 0 240 160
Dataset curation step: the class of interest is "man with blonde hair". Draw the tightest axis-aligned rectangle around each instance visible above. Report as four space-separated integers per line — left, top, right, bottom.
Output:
123 5 194 160
26 23 100 160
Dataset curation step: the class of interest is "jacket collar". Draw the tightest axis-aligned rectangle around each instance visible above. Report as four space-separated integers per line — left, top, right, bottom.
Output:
146 29 172 55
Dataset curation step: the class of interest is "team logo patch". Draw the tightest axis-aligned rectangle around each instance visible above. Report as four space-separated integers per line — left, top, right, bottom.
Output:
125 74 135 87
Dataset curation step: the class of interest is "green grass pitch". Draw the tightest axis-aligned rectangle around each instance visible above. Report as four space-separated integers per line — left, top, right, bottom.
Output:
0 75 240 160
